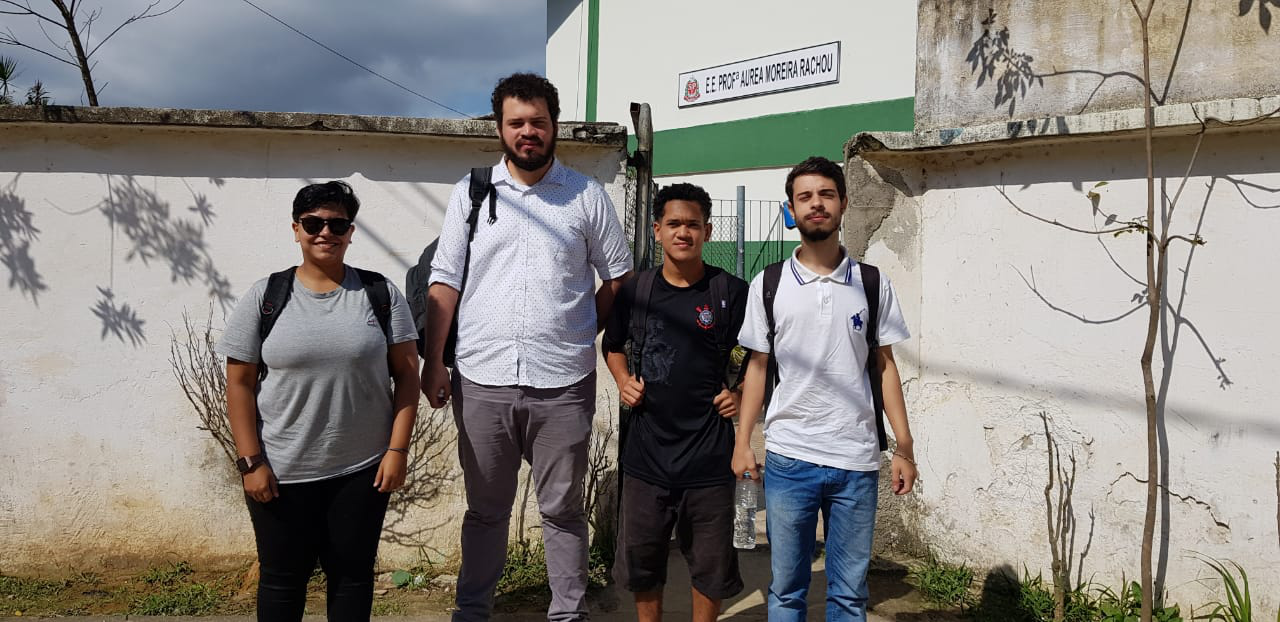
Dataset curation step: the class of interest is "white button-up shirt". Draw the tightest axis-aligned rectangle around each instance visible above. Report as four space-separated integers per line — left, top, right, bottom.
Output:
429 158 633 388
738 246 910 471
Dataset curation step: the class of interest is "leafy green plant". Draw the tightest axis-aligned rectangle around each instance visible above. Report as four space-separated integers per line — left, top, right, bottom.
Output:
910 557 974 608
130 583 222 615
1193 557 1252 622
140 560 195 586
1096 580 1182 622
0 575 67 614
587 540 613 589
497 540 549 596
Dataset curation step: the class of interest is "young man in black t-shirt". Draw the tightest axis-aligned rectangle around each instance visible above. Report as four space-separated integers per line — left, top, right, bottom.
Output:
603 183 749 622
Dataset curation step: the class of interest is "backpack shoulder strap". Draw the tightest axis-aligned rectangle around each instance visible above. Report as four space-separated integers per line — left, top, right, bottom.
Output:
709 268 731 375
469 166 497 227
259 267 297 343
628 267 659 378
257 266 297 383
859 261 888 451
355 268 392 341
761 260 785 403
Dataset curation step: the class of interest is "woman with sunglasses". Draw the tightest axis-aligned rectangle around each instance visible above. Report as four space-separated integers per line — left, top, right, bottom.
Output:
216 180 420 621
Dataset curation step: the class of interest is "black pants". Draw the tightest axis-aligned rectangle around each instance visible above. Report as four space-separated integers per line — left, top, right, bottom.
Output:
245 462 391 622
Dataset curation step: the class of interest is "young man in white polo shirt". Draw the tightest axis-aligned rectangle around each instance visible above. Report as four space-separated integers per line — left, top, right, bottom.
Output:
732 156 917 621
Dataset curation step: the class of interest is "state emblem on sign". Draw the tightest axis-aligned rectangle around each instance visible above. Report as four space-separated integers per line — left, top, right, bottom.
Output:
683 78 701 102
696 304 714 330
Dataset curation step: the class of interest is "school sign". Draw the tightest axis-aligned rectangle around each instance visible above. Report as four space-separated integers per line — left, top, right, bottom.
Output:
677 41 840 108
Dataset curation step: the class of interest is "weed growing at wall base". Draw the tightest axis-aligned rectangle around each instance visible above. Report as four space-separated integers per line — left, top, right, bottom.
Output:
909 557 974 608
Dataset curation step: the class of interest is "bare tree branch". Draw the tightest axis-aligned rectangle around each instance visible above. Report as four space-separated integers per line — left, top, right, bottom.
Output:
0 29 79 67
1192 102 1280 129
1163 234 1204 247
88 0 185 59
0 1 64 27
997 185 1143 236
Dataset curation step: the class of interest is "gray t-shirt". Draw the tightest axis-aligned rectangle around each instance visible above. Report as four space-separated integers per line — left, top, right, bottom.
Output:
216 267 417 484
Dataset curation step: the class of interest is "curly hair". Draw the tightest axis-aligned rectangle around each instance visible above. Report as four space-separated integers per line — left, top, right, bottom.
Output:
653 183 712 222
491 73 560 123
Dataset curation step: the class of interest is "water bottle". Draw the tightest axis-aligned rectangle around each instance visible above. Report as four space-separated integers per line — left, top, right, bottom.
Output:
733 472 758 549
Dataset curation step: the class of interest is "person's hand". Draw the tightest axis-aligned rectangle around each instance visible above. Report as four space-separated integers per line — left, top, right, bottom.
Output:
422 361 451 408
713 388 740 419
374 450 408 493
619 375 645 408
891 452 917 495
243 465 279 503
731 442 761 482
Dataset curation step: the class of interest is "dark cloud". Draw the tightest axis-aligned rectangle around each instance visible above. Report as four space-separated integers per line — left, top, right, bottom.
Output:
0 0 544 117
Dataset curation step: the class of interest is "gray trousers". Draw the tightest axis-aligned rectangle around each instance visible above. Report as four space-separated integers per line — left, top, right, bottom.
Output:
451 371 595 622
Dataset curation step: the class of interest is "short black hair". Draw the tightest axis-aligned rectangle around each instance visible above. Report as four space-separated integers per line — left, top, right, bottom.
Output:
653 183 712 222
491 73 560 124
292 180 360 221
785 156 846 201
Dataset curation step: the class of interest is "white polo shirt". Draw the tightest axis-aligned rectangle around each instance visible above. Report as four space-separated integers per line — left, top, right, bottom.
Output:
738 247 910 471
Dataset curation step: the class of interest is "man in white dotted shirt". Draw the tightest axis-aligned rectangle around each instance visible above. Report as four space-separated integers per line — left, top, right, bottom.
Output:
421 73 633 622
733 157 917 621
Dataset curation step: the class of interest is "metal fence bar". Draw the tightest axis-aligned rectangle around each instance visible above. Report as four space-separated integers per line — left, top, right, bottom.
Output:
735 186 746 278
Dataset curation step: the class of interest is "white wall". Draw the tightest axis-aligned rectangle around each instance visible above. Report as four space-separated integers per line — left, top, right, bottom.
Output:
546 0 589 121
546 0 917 127
0 121 627 571
857 128 1280 609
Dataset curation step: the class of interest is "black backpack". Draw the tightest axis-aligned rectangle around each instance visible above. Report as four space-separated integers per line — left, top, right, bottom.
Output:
257 266 392 381
404 167 497 363
760 259 888 451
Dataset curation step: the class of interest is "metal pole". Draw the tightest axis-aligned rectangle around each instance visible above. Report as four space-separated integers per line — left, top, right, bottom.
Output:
629 102 654 270
735 185 746 279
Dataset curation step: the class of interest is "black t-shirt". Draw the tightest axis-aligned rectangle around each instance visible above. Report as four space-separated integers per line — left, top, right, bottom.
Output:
603 264 749 488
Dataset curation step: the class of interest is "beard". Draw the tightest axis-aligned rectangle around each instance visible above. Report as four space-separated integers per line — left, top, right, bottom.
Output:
796 217 838 242
502 134 556 171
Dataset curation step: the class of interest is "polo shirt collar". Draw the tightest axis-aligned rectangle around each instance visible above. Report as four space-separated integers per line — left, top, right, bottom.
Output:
788 245 855 286
493 156 567 189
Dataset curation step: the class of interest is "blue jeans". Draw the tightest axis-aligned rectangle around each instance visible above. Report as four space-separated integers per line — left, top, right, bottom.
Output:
764 451 879 622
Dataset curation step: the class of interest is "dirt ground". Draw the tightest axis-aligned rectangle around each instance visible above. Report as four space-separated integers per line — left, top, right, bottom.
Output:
1 548 965 620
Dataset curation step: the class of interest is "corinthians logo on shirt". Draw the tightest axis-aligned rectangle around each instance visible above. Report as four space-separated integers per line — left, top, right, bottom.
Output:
695 304 714 330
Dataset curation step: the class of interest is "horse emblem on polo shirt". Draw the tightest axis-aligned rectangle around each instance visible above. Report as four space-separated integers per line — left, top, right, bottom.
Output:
696 304 715 330
851 310 865 332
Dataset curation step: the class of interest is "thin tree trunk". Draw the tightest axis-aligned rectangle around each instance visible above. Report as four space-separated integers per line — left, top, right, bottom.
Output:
50 0 98 106
1136 7 1159 622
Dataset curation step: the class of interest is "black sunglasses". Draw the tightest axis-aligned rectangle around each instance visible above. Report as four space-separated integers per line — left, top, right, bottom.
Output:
297 216 353 236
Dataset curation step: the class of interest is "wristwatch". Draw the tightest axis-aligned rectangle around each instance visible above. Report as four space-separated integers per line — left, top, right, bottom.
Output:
236 454 267 474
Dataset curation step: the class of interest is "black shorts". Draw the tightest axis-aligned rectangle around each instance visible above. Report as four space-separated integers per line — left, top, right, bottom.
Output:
612 474 743 599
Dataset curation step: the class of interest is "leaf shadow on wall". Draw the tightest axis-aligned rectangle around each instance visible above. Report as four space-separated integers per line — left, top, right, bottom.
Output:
0 175 47 304
87 175 235 347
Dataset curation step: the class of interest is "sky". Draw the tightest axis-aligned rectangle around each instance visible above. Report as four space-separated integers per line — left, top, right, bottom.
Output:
0 0 546 118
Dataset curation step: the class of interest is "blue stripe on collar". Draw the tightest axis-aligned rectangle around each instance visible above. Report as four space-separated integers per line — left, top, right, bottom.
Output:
790 258 806 285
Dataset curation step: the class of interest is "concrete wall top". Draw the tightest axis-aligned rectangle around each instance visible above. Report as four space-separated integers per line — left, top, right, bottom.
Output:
0 104 628 147
915 0 1280 130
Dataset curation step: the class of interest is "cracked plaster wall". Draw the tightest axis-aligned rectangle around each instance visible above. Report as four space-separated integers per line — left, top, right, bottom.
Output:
0 122 627 572
916 0 1280 130
846 128 1280 608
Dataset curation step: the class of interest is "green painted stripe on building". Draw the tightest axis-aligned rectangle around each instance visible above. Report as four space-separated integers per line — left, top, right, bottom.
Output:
585 0 601 122
702 240 802 281
625 98 914 176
